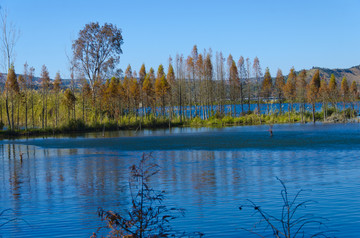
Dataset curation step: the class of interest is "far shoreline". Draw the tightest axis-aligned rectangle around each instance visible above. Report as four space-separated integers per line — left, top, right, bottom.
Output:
0 110 358 140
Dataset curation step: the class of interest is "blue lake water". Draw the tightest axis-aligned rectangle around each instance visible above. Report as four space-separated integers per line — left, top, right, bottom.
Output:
151 101 359 118
1 123 360 237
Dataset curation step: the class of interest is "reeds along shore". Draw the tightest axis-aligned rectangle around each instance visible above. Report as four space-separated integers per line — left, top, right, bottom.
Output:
0 105 357 139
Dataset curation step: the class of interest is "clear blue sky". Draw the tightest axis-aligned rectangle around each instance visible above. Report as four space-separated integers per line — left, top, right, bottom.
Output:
2 0 360 78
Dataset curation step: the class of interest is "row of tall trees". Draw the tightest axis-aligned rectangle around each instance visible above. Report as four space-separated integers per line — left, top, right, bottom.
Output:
0 19 358 130
0 50 357 130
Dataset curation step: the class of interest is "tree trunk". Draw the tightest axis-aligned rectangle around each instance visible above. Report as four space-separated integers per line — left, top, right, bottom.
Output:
82 94 85 122
55 95 58 127
25 96 28 130
42 93 45 129
5 95 11 130
179 85 182 123
17 96 20 129
288 104 291 122
31 94 35 128
248 84 251 113
11 96 14 130
312 103 316 124
300 102 304 123
45 94 48 128
0 100 3 124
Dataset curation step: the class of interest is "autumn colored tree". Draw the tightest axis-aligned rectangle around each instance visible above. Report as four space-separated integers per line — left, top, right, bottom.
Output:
261 67 272 114
196 53 204 118
296 70 307 123
203 52 213 119
72 22 123 89
186 56 194 119
237 56 246 114
318 78 329 120
139 64 146 84
246 58 252 113
148 67 156 115
229 59 239 116
253 57 262 114
53 72 62 127
167 62 175 118
192 46 199 117
80 77 92 122
142 73 154 118
40 65 51 129
175 54 185 121
63 88 76 121
340 76 349 117
283 67 297 120
18 73 25 128
101 79 111 120
28 66 35 128
139 64 147 116
16 75 22 127
19 63 30 129
155 65 170 116
215 52 226 115
0 73 4 124
156 64 165 80
103 77 117 120
129 71 140 117
274 69 285 114
349 81 358 110
5 65 19 130
328 74 338 110
92 77 102 123
307 69 321 123
122 65 133 114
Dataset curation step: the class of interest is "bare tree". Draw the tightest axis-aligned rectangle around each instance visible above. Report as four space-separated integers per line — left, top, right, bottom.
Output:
238 56 246 115
0 8 19 71
5 65 19 130
40 65 50 129
53 71 62 127
246 57 252 113
29 67 35 128
253 57 262 114
218 52 226 115
72 22 123 89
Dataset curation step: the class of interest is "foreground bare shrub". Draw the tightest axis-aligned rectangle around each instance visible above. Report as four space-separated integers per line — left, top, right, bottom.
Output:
239 178 333 238
92 153 203 238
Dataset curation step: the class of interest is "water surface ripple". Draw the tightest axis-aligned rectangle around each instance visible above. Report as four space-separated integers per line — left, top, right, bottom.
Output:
0 123 359 237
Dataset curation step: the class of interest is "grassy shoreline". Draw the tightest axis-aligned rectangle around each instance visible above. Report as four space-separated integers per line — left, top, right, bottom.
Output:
0 109 357 139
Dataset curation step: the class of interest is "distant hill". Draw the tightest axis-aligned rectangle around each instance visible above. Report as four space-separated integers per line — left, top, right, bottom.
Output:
0 74 74 89
303 65 360 83
1 64 360 88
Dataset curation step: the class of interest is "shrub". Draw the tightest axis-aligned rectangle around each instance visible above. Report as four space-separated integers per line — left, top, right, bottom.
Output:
62 119 87 131
93 153 202 238
222 116 234 125
326 107 336 116
344 108 357 118
190 117 203 127
239 178 332 238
